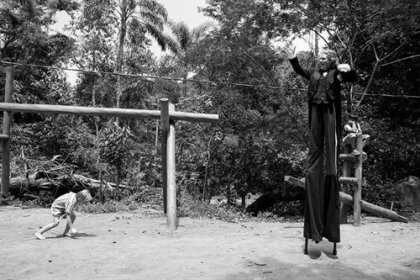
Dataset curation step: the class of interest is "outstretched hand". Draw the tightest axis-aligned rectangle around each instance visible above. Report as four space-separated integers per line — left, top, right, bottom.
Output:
286 46 297 60
337 63 351 72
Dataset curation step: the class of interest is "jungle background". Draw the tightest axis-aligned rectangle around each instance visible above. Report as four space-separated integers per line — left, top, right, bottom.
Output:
0 0 418 220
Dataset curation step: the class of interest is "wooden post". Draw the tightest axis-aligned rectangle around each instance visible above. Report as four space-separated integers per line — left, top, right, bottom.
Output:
160 98 177 230
353 133 364 226
340 146 351 224
1 66 12 197
160 99 168 213
167 107 177 231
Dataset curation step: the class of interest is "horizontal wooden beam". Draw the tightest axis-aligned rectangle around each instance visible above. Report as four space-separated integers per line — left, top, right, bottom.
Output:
339 153 367 162
0 134 9 141
339 176 360 186
171 111 219 123
339 176 367 186
0 103 219 123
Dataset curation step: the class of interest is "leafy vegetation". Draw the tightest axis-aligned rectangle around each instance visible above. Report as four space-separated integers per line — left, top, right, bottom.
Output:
0 0 418 221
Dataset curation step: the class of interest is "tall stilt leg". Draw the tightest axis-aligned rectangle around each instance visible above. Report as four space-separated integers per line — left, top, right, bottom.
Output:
333 242 337 255
304 237 308 254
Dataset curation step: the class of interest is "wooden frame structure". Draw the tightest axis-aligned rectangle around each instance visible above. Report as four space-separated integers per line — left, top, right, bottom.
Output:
0 66 219 231
284 128 408 224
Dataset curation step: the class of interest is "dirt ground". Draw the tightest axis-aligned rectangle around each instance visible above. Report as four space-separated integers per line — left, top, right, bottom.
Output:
0 206 419 280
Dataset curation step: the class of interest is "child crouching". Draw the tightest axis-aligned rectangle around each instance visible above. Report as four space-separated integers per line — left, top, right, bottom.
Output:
35 189 92 240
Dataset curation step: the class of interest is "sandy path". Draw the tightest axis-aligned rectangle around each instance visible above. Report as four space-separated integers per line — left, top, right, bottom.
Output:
0 206 419 280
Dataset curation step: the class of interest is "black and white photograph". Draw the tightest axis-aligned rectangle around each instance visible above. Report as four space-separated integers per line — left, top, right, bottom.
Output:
0 0 419 279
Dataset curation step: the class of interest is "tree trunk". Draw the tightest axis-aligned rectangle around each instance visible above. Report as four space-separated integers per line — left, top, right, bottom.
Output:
241 193 246 211
202 139 211 202
116 165 121 200
116 0 128 110
92 77 100 135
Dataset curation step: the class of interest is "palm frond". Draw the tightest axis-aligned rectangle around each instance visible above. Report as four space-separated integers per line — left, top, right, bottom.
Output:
138 10 165 30
169 21 191 49
191 22 217 42
144 23 175 52
138 0 167 20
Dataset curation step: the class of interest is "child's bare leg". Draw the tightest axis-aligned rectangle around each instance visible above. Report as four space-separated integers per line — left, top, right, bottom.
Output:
35 220 60 240
63 213 76 236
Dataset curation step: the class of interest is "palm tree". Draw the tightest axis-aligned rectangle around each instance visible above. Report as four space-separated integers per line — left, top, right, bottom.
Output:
166 20 217 95
115 0 177 108
168 20 216 54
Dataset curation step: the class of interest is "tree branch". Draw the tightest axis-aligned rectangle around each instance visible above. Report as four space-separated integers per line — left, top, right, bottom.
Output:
380 55 420 67
380 40 407 62
355 60 380 108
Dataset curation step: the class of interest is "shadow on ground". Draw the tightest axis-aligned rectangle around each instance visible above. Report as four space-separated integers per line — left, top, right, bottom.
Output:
46 232 97 239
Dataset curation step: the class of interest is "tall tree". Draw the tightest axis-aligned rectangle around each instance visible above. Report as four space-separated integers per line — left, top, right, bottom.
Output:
162 21 217 97
0 0 77 103
114 0 176 109
179 0 308 206
73 0 118 134
282 0 419 111
169 21 216 53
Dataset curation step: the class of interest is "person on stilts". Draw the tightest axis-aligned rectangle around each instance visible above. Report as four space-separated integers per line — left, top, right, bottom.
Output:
287 47 357 255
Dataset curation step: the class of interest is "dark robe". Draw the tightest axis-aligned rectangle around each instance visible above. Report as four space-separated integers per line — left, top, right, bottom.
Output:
289 57 357 243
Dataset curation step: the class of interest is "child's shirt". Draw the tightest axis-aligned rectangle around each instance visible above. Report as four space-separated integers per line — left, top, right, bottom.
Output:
51 192 77 217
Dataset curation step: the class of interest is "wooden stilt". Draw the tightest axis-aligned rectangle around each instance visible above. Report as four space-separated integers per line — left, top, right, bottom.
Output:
304 237 308 254
333 242 337 255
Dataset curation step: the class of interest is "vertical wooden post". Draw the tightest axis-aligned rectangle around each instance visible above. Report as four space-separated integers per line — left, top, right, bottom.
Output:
353 133 363 226
160 98 177 230
160 99 168 213
340 146 351 224
314 30 319 60
1 66 12 197
167 108 177 231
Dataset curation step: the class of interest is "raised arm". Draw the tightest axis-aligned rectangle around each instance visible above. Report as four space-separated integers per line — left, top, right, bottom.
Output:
289 57 311 80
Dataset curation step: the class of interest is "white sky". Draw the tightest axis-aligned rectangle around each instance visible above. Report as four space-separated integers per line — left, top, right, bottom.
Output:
163 0 211 28
152 0 215 57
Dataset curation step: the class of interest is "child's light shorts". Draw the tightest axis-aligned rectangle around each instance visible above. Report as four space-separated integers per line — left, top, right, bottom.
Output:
51 207 67 219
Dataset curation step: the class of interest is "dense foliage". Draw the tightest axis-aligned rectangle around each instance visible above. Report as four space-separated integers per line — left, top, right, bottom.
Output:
0 0 418 217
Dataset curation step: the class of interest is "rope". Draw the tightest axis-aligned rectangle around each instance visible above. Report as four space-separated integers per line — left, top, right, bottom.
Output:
0 60 285 90
1 60 418 99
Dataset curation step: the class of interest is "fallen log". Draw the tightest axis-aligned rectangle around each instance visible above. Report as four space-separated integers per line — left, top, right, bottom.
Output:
246 188 304 215
73 174 132 190
6 173 134 198
8 176 73 197
284 176 408 223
